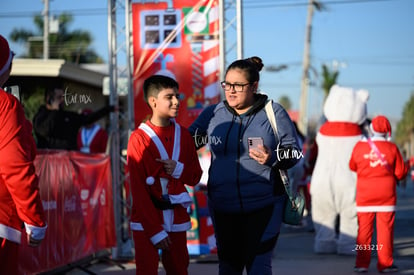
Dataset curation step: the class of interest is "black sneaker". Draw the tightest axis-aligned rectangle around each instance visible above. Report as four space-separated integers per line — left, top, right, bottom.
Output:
354 266 368 273
380 265 398 273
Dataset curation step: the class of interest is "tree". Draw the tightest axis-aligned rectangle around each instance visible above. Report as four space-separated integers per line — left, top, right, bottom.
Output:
321 64 339 98
278 95 292 111
395 93 414 147
10 13 103 64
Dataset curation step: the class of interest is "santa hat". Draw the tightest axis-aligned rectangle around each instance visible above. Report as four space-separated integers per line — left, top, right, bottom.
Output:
0 35 13 76
81 108 93 115
370 115 391 139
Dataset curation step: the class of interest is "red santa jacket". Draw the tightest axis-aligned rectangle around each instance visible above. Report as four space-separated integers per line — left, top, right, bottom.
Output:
0 90 47 244
127 120 202 245
77 124 108 153
349 136 408 212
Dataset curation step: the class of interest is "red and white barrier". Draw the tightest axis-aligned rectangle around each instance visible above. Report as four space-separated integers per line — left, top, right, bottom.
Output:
18 150 116 275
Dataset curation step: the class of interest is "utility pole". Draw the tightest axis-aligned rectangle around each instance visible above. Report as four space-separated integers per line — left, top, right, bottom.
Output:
43 0 49 60
236 0 243 59
298 0 314 135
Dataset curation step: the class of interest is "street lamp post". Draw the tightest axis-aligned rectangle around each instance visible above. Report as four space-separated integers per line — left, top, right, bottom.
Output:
43 0 49 60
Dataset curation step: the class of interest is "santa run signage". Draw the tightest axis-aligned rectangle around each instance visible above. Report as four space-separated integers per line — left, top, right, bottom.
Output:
132 0 220 128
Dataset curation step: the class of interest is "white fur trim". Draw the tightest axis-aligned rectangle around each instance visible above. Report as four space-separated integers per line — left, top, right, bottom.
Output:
357 205 395 212
169 192 193 208
0 224 21 244
130 222 144 231
164 221 192 232
150 230 169 245
171 161 183 179
25 223 47 240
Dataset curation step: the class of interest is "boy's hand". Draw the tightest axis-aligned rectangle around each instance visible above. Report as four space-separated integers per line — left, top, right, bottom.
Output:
155 235 172 250
27 234 43 247
156 159 177 175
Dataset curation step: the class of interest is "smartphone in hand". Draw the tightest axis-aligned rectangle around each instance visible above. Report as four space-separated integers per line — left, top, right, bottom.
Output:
248 137 264 150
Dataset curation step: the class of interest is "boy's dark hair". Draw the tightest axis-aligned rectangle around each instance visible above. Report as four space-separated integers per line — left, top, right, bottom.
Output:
143 75 179 103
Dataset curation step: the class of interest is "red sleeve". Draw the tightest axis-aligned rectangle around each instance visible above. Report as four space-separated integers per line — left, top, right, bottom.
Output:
349 142 360 172
0 93 46 227
178 128 203 187
393 146 409 181
127 130 164 238
91 128 108 153
97 129 108 153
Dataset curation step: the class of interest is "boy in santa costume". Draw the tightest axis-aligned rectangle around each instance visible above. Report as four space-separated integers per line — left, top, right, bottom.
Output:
127 74 202 275
350 115 408 273
0 34 47 274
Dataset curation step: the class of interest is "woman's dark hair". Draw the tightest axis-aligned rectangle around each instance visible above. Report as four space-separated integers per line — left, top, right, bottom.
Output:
225 56 264 83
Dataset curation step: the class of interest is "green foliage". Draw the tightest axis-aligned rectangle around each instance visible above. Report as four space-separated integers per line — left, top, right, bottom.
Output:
395 92 414 146
321 64 339 98
9 13 102 64
278 95 292 111
22 88 44 122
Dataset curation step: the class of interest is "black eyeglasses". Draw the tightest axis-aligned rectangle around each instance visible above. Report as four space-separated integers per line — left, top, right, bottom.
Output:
220 81 252 93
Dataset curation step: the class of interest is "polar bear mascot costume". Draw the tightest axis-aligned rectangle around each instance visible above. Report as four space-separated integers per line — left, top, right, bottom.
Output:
310 85 369 255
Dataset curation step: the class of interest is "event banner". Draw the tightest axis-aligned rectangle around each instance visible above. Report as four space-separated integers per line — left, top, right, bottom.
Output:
187 186 217 255
132 0 220 128
18 151 116 274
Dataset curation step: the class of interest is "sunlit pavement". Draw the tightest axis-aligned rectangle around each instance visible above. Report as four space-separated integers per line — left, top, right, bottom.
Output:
62 179 414 275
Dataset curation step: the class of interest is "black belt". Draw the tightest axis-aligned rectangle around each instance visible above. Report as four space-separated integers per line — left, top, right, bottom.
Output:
151 195 175 210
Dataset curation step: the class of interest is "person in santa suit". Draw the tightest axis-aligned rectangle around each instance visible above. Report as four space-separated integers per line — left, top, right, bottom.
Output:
127 74 202 275
0 34 47 274
350 115 408 273
77 109 109 153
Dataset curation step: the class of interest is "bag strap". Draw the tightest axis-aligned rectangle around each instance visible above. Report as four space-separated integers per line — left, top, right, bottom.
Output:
265 100 279 139
264 100 295 201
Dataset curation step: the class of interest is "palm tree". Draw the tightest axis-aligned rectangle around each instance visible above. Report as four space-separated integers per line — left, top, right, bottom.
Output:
9 13 103 64
278 95 292 111
395 93 414 148
321 64 339 98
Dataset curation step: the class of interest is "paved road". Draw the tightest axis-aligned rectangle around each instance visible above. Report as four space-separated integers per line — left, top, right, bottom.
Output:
60 180 414 275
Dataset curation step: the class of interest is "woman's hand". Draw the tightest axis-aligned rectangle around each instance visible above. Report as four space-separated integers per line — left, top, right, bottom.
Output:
249 144 271 165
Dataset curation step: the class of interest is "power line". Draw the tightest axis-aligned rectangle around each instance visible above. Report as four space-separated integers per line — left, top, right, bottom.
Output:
0 0 401 18
243 0 398 9
243 0 396 9
0 9 111 19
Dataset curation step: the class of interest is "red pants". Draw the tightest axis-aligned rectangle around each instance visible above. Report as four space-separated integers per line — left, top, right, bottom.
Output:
0 238 19 275
356 212 395 271
133 231 189 275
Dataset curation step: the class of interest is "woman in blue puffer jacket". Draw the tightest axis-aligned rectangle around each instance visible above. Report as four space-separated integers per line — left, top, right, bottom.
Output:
189 56 301 275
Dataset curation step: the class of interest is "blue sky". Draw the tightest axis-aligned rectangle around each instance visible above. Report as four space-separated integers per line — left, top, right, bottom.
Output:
1 0 413 122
